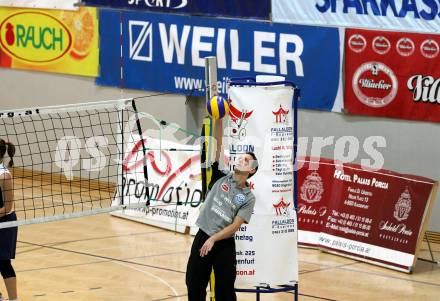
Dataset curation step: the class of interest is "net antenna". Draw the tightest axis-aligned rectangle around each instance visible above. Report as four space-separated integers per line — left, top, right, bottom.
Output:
0 98 149 229
114 106 202 233
128 100 151 207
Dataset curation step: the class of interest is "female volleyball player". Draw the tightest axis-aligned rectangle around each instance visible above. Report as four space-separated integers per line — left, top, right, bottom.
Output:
186 118 258 301
0 139 18 301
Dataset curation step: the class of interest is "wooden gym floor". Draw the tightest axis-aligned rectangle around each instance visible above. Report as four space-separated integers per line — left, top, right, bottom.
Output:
1 180 440 300
0 214 437 301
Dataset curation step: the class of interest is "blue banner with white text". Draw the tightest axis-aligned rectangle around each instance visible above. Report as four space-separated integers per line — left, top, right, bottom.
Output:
84 0 270 20
97 9 342 111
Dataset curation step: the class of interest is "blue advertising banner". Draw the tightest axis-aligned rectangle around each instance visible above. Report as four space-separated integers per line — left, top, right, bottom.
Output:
97 9 342 111
84 0 270 20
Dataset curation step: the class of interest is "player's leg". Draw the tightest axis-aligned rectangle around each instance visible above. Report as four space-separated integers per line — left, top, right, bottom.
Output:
212 237 236 301
0 260 17 300
4 276 17 300
0 212 18 300
186 230 214 301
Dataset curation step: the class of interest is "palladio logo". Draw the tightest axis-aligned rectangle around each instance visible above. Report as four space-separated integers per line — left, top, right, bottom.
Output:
273 197 291 216
129 20 153 62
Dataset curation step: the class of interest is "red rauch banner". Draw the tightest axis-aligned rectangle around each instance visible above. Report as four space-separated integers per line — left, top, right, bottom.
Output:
298 157 437 273
344 28 440 123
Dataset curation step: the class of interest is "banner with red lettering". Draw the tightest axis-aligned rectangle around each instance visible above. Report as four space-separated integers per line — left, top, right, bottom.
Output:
344 28 440 123
298 157 436 272
112 134 202 233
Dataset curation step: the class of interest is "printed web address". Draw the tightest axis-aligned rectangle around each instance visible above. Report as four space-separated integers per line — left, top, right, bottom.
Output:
174 76 229 94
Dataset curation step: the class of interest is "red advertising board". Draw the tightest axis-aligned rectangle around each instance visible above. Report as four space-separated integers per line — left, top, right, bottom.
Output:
298 157 437 272
344 28 440 123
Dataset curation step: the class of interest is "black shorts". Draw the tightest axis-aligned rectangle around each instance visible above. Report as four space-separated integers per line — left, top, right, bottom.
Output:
0 212 17 260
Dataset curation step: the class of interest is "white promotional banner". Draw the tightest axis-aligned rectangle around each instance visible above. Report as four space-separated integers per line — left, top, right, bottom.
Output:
272 0 440 34
0 0 79 10
228 81 298 287
112 134 202 233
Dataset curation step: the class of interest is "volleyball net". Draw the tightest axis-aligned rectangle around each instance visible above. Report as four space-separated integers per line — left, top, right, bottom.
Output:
0 98 201 229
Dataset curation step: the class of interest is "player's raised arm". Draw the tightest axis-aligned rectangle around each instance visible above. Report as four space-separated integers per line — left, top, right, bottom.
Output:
214 118 223 163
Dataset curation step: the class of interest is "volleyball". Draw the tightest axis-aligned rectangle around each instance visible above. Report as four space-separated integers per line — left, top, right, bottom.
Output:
207 95 229 119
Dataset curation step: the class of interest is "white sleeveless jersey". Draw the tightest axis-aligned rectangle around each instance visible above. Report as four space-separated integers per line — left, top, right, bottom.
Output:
0 162 6 207
0 162 9 176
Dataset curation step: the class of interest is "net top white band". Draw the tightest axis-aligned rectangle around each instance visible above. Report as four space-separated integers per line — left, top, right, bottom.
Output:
0 98 133 119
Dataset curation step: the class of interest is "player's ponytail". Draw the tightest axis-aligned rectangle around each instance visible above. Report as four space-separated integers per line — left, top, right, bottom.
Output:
0 139 6 164
0 139 15 168
6 141 15 168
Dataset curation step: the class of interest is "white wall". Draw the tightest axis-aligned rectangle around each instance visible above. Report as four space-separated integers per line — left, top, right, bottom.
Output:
0 69 193 129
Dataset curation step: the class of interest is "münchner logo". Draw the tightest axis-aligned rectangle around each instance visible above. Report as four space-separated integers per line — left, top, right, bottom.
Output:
0 11 72 63
348 34 367 53
396 37 415 57
420 39 439 59
372 36 391 55
352 62 398 108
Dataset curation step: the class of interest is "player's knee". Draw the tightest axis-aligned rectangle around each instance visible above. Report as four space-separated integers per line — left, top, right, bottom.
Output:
0 260 16 279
